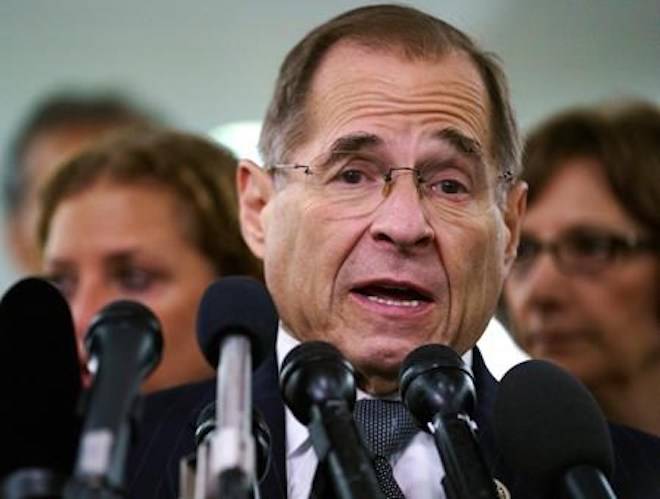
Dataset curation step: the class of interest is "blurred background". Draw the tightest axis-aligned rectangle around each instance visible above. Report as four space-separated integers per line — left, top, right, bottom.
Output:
2 0 659 287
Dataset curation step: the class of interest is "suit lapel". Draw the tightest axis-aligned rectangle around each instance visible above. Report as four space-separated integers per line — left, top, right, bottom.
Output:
471 346 499 465
471 347 524 496
253 354 288 499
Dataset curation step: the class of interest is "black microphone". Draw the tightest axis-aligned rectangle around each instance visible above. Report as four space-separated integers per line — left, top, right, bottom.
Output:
280 341 384 499
399 344 499 499
0 277 81 496
494 360 617 499
196 276 278 499
65 300 162 499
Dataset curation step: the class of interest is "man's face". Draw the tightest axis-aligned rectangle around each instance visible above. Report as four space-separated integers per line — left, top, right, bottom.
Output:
504 158 660 391
241 43 524 394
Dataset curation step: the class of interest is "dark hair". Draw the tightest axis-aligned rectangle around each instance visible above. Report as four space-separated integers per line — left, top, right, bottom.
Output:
3 91 159 215
498 99 660 328
605 102 660 236
522 100 660 238
38 127 262 280
259 3 520 178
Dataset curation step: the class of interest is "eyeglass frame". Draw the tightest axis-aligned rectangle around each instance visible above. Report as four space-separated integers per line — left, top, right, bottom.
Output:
265 148 515 217
510 228 659 277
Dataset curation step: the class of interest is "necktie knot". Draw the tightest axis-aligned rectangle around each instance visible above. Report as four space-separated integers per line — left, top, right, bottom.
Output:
353 399 418 459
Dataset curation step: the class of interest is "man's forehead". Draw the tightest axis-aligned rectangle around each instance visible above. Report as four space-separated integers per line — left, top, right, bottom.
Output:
311 40 483 87
301 41 492 162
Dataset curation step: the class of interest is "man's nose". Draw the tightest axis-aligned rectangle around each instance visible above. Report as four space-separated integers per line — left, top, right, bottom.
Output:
369 173 434 250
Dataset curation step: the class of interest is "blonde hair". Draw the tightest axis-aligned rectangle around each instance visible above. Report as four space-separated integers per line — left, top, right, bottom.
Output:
38 126 262 279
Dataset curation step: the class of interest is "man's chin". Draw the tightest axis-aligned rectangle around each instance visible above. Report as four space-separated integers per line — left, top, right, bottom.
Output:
355 370 400 396
348 345 407 395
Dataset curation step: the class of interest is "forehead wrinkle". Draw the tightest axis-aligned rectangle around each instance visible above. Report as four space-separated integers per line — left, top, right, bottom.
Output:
316 83 488 137
412 82 490 151
314 90 489 147
307 48 492 164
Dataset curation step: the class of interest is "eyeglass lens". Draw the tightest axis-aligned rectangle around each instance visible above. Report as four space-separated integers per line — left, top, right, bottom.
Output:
298 152 502 221
513 228 654 276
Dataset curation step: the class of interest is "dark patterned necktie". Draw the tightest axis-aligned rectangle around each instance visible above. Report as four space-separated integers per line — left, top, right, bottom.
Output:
353 399 419 499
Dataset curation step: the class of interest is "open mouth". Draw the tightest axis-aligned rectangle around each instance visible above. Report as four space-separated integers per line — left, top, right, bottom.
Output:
352 283 433 308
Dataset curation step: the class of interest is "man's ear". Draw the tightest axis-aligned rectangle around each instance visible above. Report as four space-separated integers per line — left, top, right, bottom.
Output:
502 180 528 271
237 159 274 259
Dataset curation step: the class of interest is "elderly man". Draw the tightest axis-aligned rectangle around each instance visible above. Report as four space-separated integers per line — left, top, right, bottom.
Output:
127 5 660 499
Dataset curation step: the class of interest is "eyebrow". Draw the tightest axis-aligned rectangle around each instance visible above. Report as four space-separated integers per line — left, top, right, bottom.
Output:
320 128 485 171
45 249 139 270
327 133 383 156
432 128 484 160
107 251 139 267
328 129 482 157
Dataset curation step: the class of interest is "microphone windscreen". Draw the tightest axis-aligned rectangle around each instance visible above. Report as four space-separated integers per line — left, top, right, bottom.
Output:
399 344 475 422
86 299 162 377
280 341 357 425
494 360 614 491
0 277 81 477
196 276 278 368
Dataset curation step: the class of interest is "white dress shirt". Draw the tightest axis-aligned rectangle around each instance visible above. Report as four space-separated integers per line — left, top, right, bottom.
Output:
278 326 474 499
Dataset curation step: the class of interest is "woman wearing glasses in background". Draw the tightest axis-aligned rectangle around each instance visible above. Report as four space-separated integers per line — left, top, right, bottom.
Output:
502 100 660 437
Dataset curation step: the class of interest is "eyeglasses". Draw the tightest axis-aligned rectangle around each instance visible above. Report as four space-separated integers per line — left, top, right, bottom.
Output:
511 228 659 277
267 150 513 220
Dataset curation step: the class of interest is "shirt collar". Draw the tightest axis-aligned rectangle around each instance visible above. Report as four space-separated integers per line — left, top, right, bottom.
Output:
276 323 474 458
277 324 310 458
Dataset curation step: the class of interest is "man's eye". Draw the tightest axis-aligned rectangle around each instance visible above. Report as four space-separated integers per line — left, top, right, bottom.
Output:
429 178 469 196
338 169 366 184
440 179 467 194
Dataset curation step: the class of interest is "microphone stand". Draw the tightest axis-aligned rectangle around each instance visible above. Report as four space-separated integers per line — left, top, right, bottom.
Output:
64 300 162 499
399 344 499 499
206 336 255 499
280 341 384 499
430 413 498 499
307 400 383 499
193 276 279 499
561 465 617 499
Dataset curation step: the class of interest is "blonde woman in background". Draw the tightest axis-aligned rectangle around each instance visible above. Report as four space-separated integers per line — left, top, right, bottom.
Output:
38 127 262 392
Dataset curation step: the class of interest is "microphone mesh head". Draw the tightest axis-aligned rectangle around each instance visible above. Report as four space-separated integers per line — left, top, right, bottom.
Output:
494 360 614 490
86 299 163 376
399 344 476 423
1 277 80 410
196 276 278 368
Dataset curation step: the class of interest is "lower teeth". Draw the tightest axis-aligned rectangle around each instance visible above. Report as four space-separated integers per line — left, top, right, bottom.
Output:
366 295 421 307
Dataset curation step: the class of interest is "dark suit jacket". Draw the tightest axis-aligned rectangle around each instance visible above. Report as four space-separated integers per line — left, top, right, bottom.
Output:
126 349 660 499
